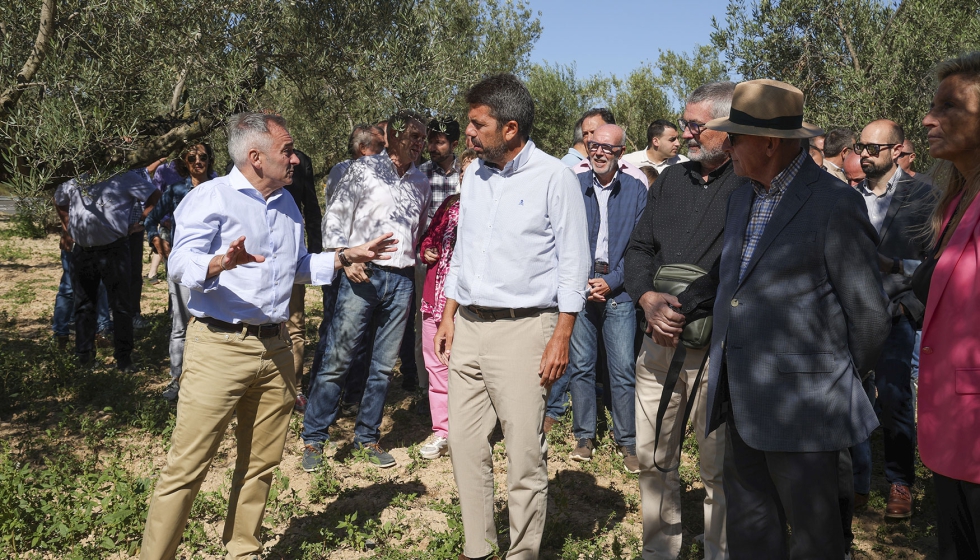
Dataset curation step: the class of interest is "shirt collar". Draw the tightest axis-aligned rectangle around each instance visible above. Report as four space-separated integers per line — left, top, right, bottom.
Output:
858 166 904 198
228 165 284 201
593 170 619 190
487 139 535 176
432 156 460 176
752 150 807 198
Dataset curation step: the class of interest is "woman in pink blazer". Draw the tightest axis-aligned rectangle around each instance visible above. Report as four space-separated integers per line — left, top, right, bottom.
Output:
917 51 980 559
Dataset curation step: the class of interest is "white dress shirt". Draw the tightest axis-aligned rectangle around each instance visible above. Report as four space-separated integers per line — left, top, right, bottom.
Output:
621 149 689 173
444 140 589 313
169 167 337 325
322 152 430 267
325 159 352 203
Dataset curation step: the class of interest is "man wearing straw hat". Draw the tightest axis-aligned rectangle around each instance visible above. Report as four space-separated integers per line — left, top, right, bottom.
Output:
680 79 891 557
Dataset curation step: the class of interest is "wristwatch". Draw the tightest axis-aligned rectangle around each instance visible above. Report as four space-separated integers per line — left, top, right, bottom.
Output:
891 257 901 275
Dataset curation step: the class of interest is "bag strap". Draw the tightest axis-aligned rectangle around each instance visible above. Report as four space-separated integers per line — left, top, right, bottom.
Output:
652 345 711 473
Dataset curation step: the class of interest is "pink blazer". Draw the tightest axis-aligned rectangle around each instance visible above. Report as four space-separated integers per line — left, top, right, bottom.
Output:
918 191 980 484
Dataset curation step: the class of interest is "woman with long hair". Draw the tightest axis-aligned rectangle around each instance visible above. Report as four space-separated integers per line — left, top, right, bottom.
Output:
915 52 980 559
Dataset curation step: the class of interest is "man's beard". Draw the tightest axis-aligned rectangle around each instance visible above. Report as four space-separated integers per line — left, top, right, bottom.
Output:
687 140 726 164
862 159 892 179
479 140 508 165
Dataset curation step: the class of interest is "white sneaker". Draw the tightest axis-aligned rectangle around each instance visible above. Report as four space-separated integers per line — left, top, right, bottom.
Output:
420 436 449 459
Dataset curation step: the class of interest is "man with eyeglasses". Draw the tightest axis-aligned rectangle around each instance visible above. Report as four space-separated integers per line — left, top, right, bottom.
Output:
850 119 934 521
623 119 689 173
562 124 647 472
623 81 738 560
571 108 650 188
896 138 932 184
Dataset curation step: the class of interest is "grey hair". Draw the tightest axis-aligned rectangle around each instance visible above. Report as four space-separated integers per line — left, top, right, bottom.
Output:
227 112 288 168
572 117 584 145
348 123 380 160
686 82 737 120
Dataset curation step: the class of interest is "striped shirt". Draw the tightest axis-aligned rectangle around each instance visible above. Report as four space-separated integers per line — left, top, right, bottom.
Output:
739 150 807 282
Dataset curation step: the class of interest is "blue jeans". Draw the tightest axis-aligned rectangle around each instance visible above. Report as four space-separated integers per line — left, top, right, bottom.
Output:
566 298 637 446
850 316 917 490
545 369 571 420
302 265 414 445
52 249 111 336
310 280 370 402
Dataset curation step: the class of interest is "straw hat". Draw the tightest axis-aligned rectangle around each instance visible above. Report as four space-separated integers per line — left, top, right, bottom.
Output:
705 79 824 139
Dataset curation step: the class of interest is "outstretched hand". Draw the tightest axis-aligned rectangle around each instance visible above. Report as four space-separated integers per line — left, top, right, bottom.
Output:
345 232 399 263
221 236 266 270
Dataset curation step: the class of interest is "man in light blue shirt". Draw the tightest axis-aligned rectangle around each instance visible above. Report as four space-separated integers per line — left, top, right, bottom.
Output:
434 73 589 560
560 116 587 166
140 112 395 560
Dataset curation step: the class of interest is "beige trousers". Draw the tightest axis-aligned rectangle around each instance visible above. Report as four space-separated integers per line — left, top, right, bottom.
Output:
448 307 556 560
286 283 305 385
635 337 727 560
140 319 296 560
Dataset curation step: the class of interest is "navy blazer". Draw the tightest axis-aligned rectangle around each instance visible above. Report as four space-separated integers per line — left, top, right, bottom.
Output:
579 171 648 303
703 157 891 452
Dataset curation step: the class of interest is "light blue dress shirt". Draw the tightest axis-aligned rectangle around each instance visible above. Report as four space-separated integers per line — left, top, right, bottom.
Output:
444 139 589 313
169 167 337 325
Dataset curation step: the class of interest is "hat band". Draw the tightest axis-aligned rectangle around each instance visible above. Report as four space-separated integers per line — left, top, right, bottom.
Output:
729 108 803 131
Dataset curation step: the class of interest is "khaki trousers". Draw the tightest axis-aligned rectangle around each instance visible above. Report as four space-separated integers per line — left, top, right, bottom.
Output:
140 319 296 560
635 337 727 560
286 283 305 385
448 307 556 560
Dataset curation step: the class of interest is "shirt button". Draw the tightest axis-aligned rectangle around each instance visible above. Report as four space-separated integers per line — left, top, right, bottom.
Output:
922 346 933 354
731 299 739 307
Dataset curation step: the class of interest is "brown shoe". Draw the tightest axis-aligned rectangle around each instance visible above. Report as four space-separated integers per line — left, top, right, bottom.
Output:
854 492 869 510
458 554 500 560
543 415 558 434
618 445 640 474
95 332 112 349
885 483 912 519
570 438 594 462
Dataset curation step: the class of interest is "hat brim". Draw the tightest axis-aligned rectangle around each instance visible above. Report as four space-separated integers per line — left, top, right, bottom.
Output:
705 117 824 139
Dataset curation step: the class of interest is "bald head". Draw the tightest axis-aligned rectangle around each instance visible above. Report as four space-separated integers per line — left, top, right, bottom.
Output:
594 124 625 146
589 124 626 183
858 119 904 183
844 151 865 187
862 119 904 145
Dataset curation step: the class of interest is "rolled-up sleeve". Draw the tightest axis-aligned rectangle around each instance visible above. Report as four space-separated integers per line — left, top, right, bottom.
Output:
169 188 223 292
294 249 337 286
551 168 590 312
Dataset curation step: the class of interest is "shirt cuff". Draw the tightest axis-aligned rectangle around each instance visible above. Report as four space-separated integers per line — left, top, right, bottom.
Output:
179 253 220 292
308 251 338 285
557 288 586 313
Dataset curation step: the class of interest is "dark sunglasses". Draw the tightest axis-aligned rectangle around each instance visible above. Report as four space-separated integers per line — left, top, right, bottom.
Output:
727 133 742 146
853 143 897 157
587 141 625 155
185 153 210 163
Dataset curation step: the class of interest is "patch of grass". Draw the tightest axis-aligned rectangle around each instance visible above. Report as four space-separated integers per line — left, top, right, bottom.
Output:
1 281 35 304
0 241 31 260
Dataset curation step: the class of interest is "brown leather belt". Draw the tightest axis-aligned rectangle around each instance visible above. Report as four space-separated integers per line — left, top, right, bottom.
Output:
196 316 282 339
464 305 555 321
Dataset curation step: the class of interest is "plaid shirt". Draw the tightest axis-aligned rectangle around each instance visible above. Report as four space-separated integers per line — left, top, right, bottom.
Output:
739 150 807 282
419 156 461 219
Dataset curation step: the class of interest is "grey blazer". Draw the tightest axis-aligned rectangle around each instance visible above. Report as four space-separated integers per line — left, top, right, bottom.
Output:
704 157 892 453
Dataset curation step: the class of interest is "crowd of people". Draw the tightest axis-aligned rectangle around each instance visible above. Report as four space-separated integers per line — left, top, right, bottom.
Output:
48 51 980 560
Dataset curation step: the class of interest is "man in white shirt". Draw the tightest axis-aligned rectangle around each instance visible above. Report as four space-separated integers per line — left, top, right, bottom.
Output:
140 112 395 560
435 73 589 560
622 119 689 173
302 110 431 471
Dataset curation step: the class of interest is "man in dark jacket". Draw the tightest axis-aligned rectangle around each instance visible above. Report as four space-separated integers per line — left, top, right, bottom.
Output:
564 124 647 471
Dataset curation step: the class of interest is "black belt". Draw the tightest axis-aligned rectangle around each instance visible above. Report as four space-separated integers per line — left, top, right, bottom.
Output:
78 236 128 252
196 316 282 339
594 260 610 275
464 305 555 321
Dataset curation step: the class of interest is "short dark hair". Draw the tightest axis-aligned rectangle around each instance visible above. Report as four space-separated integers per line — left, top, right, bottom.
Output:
465 73 534 139
428 117 460 143
646 119 678 146
824 128 856 158
582 107 616 125
175 142 215 178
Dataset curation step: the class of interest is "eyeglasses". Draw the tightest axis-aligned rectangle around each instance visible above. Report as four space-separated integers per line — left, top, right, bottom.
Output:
185 153 210 163
853 143 897 157
896 151 913 159
727 133 742 146
679 119 706 134
587 141 625 155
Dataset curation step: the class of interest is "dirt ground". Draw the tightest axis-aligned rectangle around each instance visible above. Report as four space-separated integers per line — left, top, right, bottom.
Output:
0 222 939 559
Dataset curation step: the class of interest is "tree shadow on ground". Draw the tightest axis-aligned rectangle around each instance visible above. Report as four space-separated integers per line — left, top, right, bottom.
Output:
538 468 628 556
266 480 428 558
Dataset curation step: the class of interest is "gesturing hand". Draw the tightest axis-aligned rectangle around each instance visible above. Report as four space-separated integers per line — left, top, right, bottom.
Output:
638 291 685 348
221 236 266 270
345 232 399 263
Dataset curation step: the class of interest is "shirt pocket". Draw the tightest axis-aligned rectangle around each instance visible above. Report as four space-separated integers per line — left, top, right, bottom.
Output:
777 352 835 373
955 369 980 394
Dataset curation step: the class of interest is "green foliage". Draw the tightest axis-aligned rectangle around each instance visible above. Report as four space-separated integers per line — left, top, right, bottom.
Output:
711 0 980 168
0 443 151 556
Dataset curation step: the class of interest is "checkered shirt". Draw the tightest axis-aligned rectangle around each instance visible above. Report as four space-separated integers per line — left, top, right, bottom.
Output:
420 156 461 218
739 150 808 282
